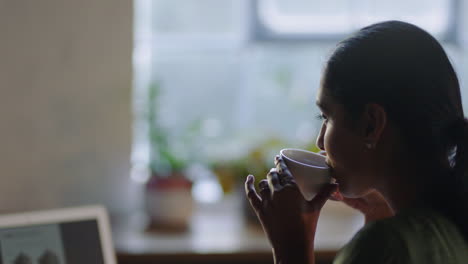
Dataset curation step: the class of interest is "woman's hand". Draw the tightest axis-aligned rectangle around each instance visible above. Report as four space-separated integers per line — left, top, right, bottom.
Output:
332 189 394 224
245 155 337 264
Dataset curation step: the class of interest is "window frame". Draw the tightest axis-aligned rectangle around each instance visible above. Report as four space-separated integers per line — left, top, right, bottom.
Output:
249 0 461 43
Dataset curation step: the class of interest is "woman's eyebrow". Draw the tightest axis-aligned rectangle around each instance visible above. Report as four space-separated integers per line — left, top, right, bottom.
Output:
315 100 327 111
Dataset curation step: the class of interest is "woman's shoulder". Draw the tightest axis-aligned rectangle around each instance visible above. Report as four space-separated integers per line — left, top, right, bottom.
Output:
333 217 408 264
334 207 468 264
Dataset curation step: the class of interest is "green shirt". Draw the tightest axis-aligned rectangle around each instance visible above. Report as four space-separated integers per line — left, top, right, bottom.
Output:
334 207 468 264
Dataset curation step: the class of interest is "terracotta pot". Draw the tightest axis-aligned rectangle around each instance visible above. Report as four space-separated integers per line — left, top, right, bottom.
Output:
145 173 194 232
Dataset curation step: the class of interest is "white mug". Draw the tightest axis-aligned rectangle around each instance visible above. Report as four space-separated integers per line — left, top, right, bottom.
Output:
280 148 332 201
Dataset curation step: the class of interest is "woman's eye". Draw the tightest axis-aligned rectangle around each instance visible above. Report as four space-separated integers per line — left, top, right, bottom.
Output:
316 113 327 121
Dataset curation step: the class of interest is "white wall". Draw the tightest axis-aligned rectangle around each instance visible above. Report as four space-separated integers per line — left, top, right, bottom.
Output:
0 0 140 213
459 0 468 110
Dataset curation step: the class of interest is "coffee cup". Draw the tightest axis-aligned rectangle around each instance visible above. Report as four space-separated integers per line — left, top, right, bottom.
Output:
280 148 332 201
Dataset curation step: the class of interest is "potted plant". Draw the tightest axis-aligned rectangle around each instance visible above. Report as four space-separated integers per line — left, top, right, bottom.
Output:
144 83 194 232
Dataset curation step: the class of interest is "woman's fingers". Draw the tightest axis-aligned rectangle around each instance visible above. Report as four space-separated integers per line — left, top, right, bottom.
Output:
307 183 338 211
245 175 262 211
274 155 293 178
267 168 282 191
258 179 271 201
331 190 344 201
274 155 284 172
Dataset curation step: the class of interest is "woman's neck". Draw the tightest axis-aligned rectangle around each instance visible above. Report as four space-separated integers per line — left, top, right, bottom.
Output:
376 161 428 213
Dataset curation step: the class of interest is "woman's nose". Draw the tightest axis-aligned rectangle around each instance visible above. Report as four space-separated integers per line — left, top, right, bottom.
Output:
316 124 325 151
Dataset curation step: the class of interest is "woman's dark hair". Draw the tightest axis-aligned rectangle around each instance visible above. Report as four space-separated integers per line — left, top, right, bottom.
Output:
323 21 468 239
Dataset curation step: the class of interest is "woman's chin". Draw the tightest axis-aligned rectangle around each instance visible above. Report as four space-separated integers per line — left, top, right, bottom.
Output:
336 181 366 199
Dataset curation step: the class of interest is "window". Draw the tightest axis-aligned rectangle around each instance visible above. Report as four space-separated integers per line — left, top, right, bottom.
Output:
132 0 461 185
253 0 458 41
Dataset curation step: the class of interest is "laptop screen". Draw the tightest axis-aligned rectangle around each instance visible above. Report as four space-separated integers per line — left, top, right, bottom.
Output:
0 220 104 264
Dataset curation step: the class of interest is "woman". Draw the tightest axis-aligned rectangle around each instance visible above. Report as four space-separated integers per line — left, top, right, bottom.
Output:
245 21 468 264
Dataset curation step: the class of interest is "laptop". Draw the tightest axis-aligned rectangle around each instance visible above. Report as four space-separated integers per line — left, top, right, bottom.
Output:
0 205 117 264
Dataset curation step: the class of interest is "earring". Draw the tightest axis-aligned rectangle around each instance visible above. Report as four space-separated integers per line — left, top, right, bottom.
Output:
365 142 375 149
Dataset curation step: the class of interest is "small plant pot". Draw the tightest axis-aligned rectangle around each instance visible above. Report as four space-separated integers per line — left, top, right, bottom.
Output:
145 173 194 233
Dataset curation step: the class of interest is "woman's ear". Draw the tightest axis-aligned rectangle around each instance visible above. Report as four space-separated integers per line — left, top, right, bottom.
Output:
363 103 387 147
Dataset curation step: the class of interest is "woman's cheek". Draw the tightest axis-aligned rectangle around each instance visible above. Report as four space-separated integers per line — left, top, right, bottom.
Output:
323 124 337 166
323 122 353 171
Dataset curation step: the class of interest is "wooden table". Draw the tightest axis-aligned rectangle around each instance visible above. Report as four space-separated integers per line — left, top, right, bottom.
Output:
113 195 364 264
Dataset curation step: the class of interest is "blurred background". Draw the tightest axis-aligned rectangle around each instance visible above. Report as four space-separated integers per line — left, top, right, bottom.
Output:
132 0 467 203
0 0 467 263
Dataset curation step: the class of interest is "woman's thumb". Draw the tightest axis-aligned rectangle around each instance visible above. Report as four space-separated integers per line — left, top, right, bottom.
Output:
307 183 338 211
